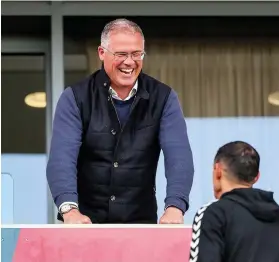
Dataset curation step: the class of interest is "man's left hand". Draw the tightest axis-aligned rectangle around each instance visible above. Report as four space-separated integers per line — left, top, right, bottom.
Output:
159 206 184 224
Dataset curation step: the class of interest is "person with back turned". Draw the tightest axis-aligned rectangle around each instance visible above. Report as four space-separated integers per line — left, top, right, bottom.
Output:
46 18 194 224
189 141 279 262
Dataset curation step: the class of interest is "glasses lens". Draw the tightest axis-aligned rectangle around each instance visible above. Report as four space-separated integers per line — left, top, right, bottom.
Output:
114 52 145 61
132 52 145 61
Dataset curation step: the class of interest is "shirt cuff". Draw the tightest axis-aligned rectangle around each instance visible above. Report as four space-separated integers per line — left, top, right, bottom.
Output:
165 197 188 215
58 202 79 212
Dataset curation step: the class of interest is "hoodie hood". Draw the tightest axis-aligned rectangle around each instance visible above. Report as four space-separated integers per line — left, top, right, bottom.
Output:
222 188 279 222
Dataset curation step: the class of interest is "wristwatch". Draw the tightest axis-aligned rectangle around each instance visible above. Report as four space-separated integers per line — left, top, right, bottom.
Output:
60 204 78 215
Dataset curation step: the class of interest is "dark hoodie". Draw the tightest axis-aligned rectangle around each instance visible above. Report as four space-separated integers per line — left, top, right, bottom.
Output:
189 188 279 262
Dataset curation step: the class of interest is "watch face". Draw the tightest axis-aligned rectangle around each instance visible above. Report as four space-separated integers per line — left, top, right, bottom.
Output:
61 205 71 213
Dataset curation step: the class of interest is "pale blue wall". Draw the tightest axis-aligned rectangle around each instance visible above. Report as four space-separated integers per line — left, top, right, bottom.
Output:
2 117 279 224
1 155 48 224
156 117 279 224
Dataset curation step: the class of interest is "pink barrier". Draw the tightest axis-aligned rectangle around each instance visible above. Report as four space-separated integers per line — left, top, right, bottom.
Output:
13 226 192 262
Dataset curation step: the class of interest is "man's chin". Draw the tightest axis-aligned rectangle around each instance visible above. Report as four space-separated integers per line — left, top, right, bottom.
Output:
117 79 137 88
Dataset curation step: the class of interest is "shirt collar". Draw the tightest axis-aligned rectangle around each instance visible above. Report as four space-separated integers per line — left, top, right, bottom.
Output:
109 81 138 101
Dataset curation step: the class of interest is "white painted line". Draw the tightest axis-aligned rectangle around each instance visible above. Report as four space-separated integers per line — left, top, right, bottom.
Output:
1 224 192 229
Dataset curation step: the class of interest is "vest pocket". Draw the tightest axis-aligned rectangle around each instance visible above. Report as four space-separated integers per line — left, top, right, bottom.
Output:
85 132 116 151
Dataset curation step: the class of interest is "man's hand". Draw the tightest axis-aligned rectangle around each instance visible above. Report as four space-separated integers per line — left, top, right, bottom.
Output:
63 209 92 224
159 206 184 224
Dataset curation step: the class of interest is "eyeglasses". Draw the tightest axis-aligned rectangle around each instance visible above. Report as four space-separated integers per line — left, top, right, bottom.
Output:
102 46 146 61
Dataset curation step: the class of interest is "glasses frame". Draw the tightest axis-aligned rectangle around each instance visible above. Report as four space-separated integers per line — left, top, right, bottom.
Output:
101 46 146 61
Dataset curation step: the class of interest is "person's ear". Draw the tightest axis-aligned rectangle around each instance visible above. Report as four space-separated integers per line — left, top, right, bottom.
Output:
213 162 222 199
98 46 105 61
214 163 222 181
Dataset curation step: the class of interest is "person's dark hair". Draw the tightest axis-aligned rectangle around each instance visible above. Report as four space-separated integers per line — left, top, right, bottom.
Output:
214 141 260 183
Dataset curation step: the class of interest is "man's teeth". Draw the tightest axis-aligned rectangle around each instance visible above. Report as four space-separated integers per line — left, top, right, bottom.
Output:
120 69 133 74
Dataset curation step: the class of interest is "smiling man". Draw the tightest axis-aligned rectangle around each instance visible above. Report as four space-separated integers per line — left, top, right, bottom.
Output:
47 18 194 224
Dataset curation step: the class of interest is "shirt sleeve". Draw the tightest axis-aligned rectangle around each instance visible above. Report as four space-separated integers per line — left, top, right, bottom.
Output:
159 89 194 214
189 203 225 262
46 87 82 209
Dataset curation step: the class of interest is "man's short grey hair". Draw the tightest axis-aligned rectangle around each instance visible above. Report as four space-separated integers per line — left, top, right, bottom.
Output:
101 18 145 48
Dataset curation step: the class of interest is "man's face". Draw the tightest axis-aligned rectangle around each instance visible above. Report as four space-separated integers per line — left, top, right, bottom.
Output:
98 31 144 89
